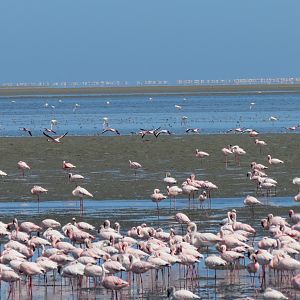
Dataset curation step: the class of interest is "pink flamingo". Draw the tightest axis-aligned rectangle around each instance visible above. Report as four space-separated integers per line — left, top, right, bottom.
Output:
63 160 76 169
221 145 233 166
167 185 182 209
72 186 93 213
31 185 48 204
17 160 30 176
151 189 167 219
129 160 142 176
101 267 129 299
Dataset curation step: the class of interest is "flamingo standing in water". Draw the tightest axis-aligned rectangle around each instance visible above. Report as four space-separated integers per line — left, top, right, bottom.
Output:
221 146 233 166
31 185 48 206
254 138 267 154
72 186 93 213
267 155 284 165
167 185 182 209
151 189 167 219
17 161 30 177
63 161 76 169
129 160 142 176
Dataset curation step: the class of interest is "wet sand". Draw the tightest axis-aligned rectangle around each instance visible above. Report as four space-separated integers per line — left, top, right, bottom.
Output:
0 134 298 202
1 83 300 97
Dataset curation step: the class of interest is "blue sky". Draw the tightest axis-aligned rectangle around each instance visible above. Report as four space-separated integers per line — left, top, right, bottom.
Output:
0 1 299 83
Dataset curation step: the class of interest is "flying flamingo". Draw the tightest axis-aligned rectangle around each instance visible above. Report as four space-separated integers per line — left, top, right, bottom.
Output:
17 161 30 177
129 160 142 176
43 131 68 143
72 186 93 213
151 189 167 219
101 127 120 135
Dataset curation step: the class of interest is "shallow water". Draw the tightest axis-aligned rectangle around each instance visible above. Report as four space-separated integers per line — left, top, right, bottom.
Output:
1 92 300 136
0 197 299 300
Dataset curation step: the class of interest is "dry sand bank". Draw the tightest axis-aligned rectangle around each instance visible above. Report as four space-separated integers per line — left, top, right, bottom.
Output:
1 84 300 97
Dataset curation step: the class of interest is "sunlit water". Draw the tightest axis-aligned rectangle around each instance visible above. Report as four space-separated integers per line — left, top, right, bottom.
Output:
0 92 300 136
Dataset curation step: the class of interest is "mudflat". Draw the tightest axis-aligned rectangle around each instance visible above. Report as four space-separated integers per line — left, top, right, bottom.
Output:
0 134 297 202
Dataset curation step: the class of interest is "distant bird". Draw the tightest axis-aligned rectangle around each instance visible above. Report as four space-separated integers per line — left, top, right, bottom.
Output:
102 117 109 128
43 132 68 143
73 103 80 112
19 127 32 136
181 116 188 126
101 128 120 135
222 146 233 165
267 155 284 165
50 119 58 129
63 161 76 169
248 130 259 137
163 172 177 185
249 102 255 110
0 170 7 177
17 161 30 177
140 127 160 138
154 129 172 137
186 128 200 134
292 177 300 192
129 160 142 175
269 116 278 122
195 149 209 159
167 286 200 299
44 128 56 134
68 173 84 185
286 124 300 131
175 105 182 110
31 185 48 203
254 139 267 154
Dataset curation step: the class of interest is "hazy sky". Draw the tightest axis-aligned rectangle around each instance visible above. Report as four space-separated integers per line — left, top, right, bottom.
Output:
1 1 299 83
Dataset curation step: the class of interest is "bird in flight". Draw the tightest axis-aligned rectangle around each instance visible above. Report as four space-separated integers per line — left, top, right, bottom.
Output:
43 131 68 143
44 128 57 134
101 127 120 135
154 129 172 137
186 128 200 134
19 127 32 136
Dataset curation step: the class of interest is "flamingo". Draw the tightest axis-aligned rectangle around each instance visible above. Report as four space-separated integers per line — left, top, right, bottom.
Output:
154 129 172 137
31 185 48 203
292 274 300 290
254 138 267 153
267 155 284 165
129 160 142 176
182 179 198 208
43 131 68 143
163 172 177 185
167 286 200 299
101 267 129 298
63 161 76 169
151 189 167 219
0 170 7 177
292 177 300 192
41 219 61 229
68 173 84 185
205 255 227 279
72 186 93 212
246 254 259 284
244 195 262 215
17 161 30 176
101 127 120 135
167 185 183 209
186 128 200 134
19 127 32 136
263 288 288 300
221 146 233 166
288 209 300 224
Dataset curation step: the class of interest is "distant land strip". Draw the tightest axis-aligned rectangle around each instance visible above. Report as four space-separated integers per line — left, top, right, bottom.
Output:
1 84 300 97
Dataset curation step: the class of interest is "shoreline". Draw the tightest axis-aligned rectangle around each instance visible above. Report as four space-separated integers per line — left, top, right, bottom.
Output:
1 83 300 97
